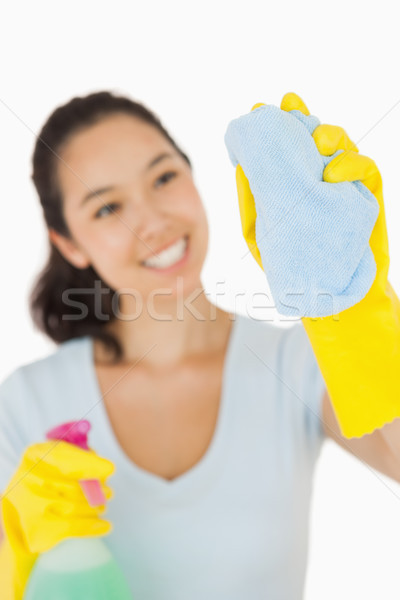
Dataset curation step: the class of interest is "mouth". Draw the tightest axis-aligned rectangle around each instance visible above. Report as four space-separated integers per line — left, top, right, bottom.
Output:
140 235 190 272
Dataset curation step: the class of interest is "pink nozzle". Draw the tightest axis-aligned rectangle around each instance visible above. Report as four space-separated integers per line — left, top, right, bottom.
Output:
46 419 106 507
46 419 91 450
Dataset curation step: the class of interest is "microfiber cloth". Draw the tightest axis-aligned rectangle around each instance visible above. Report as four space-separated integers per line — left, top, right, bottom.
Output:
224 105 380 317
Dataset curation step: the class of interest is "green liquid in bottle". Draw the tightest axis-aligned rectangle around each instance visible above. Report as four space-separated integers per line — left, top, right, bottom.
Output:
24 538 132 600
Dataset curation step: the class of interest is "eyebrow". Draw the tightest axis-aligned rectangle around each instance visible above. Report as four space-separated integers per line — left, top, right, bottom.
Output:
79 152 174 207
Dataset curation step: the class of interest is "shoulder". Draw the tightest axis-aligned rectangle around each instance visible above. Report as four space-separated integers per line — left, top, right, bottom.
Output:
230 314 313 394
0 338 88 492
0 336 91 436
233 313 310 373
1 335 90 390
232 314 326 451
234 312 293 355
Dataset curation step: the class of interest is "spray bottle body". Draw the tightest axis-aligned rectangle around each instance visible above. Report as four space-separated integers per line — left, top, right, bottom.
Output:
24 537 132 599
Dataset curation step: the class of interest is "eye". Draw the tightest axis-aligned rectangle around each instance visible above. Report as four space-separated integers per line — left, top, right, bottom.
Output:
94 202 120 219
155 171 177 188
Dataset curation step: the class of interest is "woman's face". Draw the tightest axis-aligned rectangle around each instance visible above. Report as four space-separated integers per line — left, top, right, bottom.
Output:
50 113 209 309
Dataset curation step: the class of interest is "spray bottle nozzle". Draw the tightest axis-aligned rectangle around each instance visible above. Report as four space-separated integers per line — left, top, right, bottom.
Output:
46 420 107 507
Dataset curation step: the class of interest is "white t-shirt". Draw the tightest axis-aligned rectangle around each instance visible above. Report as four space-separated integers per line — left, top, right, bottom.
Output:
0 313 326 599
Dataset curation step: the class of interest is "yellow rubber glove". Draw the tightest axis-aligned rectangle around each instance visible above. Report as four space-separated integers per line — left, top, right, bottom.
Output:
0 440 115 600
235 92 400 438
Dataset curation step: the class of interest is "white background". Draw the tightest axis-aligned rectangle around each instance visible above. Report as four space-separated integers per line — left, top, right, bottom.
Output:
1 1 400 598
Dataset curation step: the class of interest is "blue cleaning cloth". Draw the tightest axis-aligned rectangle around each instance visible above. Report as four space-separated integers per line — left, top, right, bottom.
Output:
224 105 380 318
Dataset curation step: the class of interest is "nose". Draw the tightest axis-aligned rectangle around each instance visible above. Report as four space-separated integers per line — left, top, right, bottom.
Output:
126 195 174 248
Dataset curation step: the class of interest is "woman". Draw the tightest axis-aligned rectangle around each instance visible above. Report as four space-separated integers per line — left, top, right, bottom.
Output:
0 91 327 598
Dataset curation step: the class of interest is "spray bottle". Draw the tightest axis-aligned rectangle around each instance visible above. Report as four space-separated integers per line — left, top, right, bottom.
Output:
23 419 132 599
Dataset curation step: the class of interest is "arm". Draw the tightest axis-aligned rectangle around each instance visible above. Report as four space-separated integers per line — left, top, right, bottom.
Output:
227 92 400 439
322 389 400 484
376 417 400 475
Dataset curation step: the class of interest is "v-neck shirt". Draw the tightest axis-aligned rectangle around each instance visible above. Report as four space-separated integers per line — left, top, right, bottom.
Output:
0 314 326 599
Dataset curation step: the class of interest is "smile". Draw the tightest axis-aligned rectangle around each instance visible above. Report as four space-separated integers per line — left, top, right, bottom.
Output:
141 235 190 271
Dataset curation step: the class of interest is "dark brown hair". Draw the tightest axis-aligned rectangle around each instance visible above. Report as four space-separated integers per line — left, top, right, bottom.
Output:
29 90 192 362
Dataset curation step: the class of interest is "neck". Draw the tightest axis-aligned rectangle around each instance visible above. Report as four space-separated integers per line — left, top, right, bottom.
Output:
99 286 234 370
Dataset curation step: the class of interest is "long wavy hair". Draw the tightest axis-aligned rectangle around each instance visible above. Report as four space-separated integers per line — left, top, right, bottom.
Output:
29 90 192 362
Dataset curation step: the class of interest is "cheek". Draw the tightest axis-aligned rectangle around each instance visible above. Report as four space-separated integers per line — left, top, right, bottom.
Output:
182 195 209 249
85 225 136 270
175 187 207 224
191 198 209 236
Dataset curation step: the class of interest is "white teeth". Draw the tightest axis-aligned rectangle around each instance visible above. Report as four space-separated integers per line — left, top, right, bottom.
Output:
143 237 188 269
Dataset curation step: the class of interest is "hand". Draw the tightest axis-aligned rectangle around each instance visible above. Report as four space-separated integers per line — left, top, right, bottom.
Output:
0 440 115 600
224 95 380 317
235 91 390 287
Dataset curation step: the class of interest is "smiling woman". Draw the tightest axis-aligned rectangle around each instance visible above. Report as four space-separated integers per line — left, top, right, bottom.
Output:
28 91 195 362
